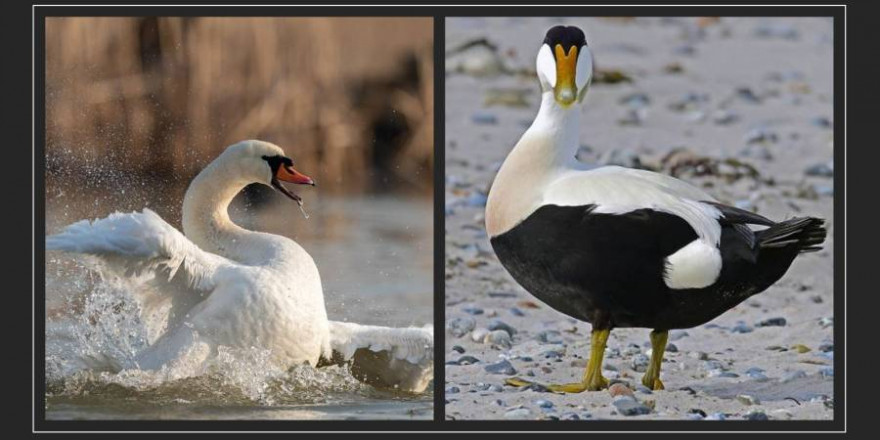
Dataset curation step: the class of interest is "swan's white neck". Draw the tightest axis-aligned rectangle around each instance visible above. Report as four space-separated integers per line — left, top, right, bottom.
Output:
182 158 255 260
486 92 581 236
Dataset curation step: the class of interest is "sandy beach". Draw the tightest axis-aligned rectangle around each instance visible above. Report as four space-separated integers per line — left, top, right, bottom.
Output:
444 17 834 421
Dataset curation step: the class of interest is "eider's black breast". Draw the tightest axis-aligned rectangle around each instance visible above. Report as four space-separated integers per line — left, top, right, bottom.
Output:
489 204 698 327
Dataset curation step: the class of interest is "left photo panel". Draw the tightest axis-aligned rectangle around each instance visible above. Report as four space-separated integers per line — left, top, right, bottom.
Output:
43 17 434 420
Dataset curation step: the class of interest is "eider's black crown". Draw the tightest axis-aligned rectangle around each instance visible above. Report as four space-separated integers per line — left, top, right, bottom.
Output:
543 25 587 58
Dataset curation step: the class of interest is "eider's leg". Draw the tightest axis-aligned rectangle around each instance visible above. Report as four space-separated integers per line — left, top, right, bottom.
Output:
505 328 611 392
641 329 668 390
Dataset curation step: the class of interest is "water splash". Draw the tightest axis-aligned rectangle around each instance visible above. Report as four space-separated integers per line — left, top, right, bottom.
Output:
45 259 371 407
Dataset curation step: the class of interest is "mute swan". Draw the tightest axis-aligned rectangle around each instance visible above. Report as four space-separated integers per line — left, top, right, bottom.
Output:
486 26 825 392
47 140 433 393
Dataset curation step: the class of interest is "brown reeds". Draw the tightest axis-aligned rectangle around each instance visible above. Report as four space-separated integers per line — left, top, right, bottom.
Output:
46 17 434 193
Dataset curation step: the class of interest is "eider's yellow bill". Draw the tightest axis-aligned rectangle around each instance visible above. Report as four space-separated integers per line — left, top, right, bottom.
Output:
554 44 578 106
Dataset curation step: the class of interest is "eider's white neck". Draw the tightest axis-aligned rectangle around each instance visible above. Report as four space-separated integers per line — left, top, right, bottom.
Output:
486 92 581 237
527 91 581 166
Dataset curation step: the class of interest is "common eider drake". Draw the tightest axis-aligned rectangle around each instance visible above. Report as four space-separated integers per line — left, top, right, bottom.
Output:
485 26 827 392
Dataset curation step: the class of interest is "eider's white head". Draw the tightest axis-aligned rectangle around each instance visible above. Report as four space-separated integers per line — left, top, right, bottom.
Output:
536 25 593 108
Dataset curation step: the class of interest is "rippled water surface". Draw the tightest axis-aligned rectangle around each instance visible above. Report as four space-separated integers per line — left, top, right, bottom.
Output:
45 177 434 420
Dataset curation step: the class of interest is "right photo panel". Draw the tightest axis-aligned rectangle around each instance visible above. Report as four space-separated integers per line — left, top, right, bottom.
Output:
444 17 834 421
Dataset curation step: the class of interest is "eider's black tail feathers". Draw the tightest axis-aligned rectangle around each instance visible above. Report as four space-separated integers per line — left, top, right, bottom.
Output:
757 217 827 253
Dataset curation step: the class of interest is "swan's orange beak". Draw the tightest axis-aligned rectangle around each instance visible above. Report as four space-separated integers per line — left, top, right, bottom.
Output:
276 165 315 186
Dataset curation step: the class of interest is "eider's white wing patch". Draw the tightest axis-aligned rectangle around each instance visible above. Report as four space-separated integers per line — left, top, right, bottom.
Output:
543 166 723 245
663 239 722 289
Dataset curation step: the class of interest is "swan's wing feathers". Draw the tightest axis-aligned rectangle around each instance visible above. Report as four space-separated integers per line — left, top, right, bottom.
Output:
324 321 433 392
47 209 237 344
47 208 229 291
328 321 433 364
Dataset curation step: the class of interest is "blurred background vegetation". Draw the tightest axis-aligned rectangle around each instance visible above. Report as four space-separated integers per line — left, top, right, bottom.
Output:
45 17 434 195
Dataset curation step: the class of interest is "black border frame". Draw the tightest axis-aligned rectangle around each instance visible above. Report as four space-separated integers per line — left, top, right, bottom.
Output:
31 3 846 433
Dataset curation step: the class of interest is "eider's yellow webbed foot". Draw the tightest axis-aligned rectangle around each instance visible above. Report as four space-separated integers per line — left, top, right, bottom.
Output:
505 328 612 393
640 329 668 391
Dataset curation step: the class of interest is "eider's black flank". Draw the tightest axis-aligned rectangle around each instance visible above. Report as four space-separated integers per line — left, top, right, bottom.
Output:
489 204 825 330
543 25 587 57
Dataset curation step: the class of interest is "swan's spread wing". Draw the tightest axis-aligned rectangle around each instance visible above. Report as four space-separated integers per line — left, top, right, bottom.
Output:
324 321 433 393
46 208 234 343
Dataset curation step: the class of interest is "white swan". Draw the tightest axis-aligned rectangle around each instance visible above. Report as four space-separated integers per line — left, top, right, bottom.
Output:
47 140 433 393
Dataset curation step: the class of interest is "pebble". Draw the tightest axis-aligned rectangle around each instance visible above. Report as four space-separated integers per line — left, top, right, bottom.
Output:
744 367 768 380
509 307 525 317
612 396 651 416
451 345 465 354
689 408 707 418
744 410 770 421
462 306 484 315
811 116 833 129
535 399 554 409
540 349 564 359
669 330 690 341
620 92 651 108
446 317 476 337
812 183 834 197
485 330 513 349
755 317 787 327
464 192 488 207
485 360 517 375
739 144 774 161
504 408 532 419
631 354 650 372
668 92 708 112
771 409 794 419
792 344 811 353
471 328 489 343
713 109 740 125
665 343 679 353
736 87 762 104
559 412 580 420
706 412 727 421
689 351 710 361
744 127 778 144
471 112 498 125
536 330 564 344
805 162 834 178
781 370 807 383
703 360 725 371
619 109 646 126
731 321 754 334
754 22 799 39
736 394 761 405
453 355 481 366
608 383 634 398
819 317 833 328
487 319 517 335
446 386 461 394
635 384 653 395
623 343 642 356
818 341 833 352
472 383 491 391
